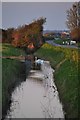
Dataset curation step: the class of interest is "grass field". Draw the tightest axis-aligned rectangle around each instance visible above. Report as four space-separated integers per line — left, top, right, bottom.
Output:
34 43 79 118
1 43 26 118
2 43 25 56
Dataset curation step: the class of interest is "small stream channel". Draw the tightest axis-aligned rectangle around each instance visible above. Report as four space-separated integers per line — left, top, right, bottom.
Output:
5 59 64 118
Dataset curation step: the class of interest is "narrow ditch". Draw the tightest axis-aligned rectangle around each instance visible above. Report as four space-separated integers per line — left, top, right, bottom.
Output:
5 58 65 119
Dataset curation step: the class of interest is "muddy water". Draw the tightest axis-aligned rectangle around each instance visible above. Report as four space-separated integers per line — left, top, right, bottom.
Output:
6 60 64 118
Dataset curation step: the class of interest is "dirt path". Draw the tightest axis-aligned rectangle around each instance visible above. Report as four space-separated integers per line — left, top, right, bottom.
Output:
0 56 25 60
56 58 67 70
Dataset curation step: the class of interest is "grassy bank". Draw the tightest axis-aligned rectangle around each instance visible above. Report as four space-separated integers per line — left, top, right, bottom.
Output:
2 43 26 119
34 43 79 118
53 39 70 45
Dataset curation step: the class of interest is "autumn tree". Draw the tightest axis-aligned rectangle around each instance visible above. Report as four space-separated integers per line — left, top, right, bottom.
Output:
2 29 7 43
66 2 80 42
70 27 80 42
2 28 14 43
6 28 14 43
12 17 46 49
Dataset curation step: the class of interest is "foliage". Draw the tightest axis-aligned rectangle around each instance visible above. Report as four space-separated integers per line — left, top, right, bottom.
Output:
2 17 46 51
6 28 14 43
2 29 7 43
66 2 80 42
70 27 80 42
12 17 46 49
2 28 14 43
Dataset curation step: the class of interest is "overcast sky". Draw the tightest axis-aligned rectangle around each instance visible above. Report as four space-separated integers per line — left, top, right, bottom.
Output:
2 2 74 30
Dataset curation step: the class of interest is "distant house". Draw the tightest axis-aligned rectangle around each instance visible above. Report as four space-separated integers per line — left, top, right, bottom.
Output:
61 32 70 39
54 32 61 38
44 33 54 37
43 32 55 40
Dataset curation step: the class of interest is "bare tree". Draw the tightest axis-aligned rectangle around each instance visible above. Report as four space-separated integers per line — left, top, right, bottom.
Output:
66 2 80 30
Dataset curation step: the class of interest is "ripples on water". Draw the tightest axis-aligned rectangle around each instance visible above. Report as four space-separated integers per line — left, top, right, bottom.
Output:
6 60 64 119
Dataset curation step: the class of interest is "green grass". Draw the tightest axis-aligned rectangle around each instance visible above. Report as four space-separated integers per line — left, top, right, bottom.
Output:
55 60 78 118
35 43 78 67
34 43 79 118
2 43 25 56
1 43 26 118
2 59 26 111
34 43 65 68
76 42 80 47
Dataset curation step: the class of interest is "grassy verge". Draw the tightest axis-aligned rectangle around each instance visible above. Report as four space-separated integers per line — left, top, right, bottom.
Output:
2 43 25 57
53 39 70 45
2 43 26 119
53 39 80 48
34 43 65 68
34 43 79 118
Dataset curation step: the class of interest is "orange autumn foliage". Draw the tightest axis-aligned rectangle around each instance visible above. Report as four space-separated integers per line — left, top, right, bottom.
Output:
70 27 80 42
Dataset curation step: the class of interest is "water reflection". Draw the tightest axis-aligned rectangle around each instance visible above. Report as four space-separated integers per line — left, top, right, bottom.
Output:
6 60 64 118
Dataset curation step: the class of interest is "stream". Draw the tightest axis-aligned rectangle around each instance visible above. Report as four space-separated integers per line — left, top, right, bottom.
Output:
5 60 64 118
